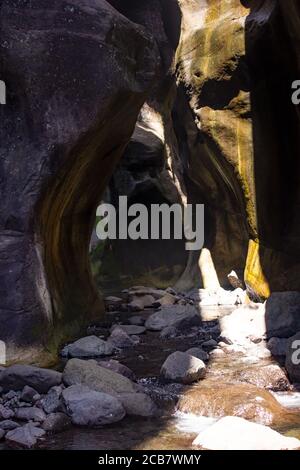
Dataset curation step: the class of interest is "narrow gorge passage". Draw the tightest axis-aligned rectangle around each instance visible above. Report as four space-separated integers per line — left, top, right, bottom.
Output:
1 0 300 454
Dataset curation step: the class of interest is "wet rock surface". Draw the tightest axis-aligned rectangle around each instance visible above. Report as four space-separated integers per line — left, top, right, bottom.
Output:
193 416 300 450
62 385 125 427
0 291 300 450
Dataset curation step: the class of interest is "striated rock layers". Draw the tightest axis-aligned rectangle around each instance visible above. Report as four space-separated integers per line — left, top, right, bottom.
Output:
0 0 159 363
2 0 300 361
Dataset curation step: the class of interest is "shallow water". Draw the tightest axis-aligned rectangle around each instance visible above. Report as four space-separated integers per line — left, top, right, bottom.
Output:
2 305 300 450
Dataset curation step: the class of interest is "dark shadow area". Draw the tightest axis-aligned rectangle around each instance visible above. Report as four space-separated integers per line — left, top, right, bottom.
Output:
244 0 300 295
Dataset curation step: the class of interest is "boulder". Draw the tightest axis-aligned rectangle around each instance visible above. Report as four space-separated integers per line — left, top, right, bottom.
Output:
161 351 206 384
0 429 5 440
285 332 300 384
41 386 63 414
110 324 146 335
128 295 155 311
209 348 226 358
193 416 300 450
0 404 14 420
267 337 289 357
145 305 201 332
108 327 138 348
227 271 244 289
186 347 209 362
154 293 176 307
202 339 218 350
233 364 291 391
15 407 46 423
20 385 39 403
160 326 178 339
117 393 158 417
0 420 20 431
62 385 125 427
97 360 136 382
129 316 145 326
265 292 300 338
128 287 166 300
63 359 137 395
63 336 114 358
42 412 71 434
0 365 62 393
5 424 45 449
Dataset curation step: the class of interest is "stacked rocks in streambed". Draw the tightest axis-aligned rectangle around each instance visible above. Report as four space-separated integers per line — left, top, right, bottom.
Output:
0 365 68 448
0 356 158 447
62 359 158 423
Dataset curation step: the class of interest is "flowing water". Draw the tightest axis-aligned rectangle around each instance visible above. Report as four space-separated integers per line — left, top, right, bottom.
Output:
2 306 300 450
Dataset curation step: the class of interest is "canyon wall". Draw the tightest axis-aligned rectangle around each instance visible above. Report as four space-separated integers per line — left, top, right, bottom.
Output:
1 0 300 362
0 0 159 363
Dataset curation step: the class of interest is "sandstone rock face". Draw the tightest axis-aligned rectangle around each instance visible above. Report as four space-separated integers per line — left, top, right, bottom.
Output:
0 0 159 363
267 337 289 357
174 0 300 295
177 381 297 426
233 364 291 392
265 292 300 338
192 416 300 450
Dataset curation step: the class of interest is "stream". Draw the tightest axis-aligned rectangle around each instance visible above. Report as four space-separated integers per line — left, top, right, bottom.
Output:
8 304 298 451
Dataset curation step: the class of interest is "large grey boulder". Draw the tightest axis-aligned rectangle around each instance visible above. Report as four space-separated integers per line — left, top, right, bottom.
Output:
97 360 136 381
63 358 137 395
193 416 300 450
285 332 300 383
145 305 201 331
117 393 158 417
15 407 46 423
62 385 125 427
160 351 206 384
63 336 114 358
267 337 289 357
265 292 300 338
40 386 63 414
5 424 46 449
0 365 62 393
